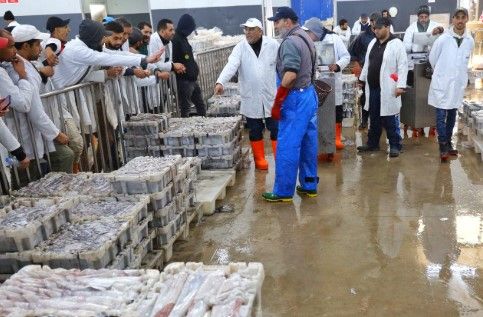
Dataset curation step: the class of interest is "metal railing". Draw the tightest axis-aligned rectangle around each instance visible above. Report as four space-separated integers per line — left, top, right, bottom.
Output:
195 45 236 102
0 72 179 194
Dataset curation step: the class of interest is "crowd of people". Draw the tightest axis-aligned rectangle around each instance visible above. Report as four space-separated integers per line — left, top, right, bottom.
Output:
0 5 475 200
0 10 207 190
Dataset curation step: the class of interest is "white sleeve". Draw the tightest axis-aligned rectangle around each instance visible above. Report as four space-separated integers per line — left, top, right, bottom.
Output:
216 43 242 86
149 37 172 71
343 27 352 43
28 97 60 141
135 75 157 87
84 70 107 83
0 69 33 113
335 36 350 71
352 21 361 36
77 46 143 67
403 25 414 53
390 25 394 33
359 40 375 82
0 118 20 152
429 36 443 68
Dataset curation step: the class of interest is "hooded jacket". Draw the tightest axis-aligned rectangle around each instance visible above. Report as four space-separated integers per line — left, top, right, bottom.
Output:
172 14 199 81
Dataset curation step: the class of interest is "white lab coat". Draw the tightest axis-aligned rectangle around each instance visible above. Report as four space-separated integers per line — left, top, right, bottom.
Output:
403 20 442 53
216 36 279 119
333 25 351 48
149 32 173 72
315 34 351 105
5 56 59 159
360 38 408 116
428 28 474 110
0 119 20 152
352 19 370 37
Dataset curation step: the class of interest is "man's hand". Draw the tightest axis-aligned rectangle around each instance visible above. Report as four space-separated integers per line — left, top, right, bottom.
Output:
45 48 59 66
12 56 27 80
40 66 55 78
133 67 148 78
432 27 444 36
214 83 224 95
146 48 165 64
18 157 30 170
156 71 170 80
55 132 69 145
395 88 405 97
106 66 123 78
0 108 9 117
328 64 340 72
173 63 186 74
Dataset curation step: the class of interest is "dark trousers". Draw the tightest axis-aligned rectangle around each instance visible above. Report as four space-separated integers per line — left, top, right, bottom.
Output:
436 108 457 145
336 105 343 123
177 79 206 117
367 88 400 150
245 117 279 141
360 83 369 124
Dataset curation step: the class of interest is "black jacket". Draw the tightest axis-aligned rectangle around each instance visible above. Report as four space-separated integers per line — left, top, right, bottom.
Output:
349 28 376 66
172 14 199 81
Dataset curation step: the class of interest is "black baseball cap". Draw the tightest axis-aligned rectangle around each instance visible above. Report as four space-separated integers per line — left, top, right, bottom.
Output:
453 8 469 17
418 5 431 16
46 16 70 33
268 7 298 22
374 17 391 29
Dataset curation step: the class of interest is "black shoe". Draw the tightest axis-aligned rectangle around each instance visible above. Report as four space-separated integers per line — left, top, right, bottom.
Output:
439 143 449 162
447 142 458 156
296 186 318 197
357 145 379 152
389 148 400 157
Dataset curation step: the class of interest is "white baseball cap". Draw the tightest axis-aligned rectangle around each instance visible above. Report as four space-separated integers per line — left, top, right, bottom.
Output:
240 18 263 30
11 24 50 43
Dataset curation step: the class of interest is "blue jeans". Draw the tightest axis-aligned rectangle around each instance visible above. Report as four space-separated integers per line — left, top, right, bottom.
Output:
367 88 400 150
436 108 457 144
245 117 278 141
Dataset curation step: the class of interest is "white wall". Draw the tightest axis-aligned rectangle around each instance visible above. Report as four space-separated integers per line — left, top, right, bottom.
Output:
149 0 290 10
0 0 82 16
106 0 149 15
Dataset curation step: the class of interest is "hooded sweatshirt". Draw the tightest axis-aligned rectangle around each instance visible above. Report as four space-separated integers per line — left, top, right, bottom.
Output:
172 14 199 81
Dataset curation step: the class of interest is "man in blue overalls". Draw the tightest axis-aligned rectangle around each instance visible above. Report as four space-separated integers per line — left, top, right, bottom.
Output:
262 7 319 202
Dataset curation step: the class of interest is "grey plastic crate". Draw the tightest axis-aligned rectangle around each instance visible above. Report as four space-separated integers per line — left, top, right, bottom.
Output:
0 252 32 275
126 146 163 160
161 133 196 147
108 245 134 270
153 212 182 246
149 183 174 211
151 201 177 227
124 114 168 135
0 198 76 253
161 145 197 157
196 138 238 157
125 133 162 147
195 129 235 146
24 218 131 270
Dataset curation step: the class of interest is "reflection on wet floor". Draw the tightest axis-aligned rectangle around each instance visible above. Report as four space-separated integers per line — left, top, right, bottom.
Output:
172 128 483 316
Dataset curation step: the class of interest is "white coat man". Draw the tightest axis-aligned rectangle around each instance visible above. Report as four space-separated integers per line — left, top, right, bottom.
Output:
214 18 279 170
8 25 74 182
357 17 408 157
428 8 474 162
403 5 444 53
352 13 370 37
333 19 351 48
302 18 350 156
149 18 186 74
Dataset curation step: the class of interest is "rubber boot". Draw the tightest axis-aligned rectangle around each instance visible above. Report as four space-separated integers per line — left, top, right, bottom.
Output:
412 128 419 138
271 140 277 159
429 127 437 137
439 142 449 162
72 162 80 174
335 123 345 150
250 140 268 170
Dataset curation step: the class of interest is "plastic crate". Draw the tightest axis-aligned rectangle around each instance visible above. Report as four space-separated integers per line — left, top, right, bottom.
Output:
161 133 196 147
197 138 239 157
125 133 163 147
0 198 76 253
151 201 177 227
149 183 174 211
126 145 163 160
161 145 197 157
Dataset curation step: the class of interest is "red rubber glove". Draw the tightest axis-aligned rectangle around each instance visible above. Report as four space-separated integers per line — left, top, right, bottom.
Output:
390 73 398 82
271 86 289 120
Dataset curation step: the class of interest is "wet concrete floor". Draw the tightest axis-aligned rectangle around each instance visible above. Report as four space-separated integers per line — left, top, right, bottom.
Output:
173 128 483 316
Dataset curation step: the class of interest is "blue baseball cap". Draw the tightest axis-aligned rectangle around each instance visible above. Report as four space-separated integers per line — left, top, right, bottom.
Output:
268 7 298 22
102 16 116 24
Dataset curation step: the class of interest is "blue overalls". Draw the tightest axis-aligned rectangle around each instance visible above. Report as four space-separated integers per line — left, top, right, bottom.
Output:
273 75 319 197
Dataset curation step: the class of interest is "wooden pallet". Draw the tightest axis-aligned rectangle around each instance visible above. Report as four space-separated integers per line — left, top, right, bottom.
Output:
194 170 236 216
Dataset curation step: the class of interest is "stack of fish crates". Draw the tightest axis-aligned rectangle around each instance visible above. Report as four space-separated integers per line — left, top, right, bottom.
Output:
124 113 169 161
462 100 483 159
0 193 152 275
109 155 200 261
342 74 358 127
206 95 241 117
162 116 243 169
